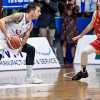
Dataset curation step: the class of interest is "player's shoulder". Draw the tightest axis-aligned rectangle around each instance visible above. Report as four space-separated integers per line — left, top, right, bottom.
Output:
13 12 25 22
13 12 25 18
1 12 25 21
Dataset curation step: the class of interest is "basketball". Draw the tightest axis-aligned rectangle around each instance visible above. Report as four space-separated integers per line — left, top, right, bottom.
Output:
7 35 21 49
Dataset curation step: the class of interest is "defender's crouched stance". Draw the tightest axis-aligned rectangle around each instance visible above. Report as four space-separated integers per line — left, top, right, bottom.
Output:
72 2 100 80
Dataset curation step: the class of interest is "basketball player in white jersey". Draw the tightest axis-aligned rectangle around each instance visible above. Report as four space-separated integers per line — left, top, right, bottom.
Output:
0 2 43 84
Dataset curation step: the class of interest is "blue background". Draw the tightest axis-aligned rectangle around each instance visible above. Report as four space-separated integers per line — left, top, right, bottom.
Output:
3 0 34 9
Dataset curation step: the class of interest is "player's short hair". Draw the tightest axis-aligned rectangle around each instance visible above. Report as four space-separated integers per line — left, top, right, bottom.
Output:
26 2 41 12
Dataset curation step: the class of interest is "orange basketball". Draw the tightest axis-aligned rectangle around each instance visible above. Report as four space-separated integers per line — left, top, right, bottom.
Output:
7 35 21 49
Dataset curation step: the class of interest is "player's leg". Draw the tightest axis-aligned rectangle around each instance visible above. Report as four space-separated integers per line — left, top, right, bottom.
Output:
72 45 96 80
22 43 43 83
22 43 35 65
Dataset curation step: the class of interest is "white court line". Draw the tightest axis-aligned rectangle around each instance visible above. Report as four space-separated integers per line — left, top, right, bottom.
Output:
0 84 55 89
63 72 75 79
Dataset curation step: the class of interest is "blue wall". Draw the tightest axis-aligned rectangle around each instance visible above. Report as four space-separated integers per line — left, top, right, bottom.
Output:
76 17 92 34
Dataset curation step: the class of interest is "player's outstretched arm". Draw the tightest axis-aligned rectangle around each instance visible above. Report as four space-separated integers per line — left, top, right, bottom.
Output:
72 11 96 41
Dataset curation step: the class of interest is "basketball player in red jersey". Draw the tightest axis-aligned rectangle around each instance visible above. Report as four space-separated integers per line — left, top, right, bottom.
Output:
0 2 43 83
72 1 100 80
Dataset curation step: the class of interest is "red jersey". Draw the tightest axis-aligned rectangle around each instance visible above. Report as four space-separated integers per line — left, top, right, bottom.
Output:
91 11 100 52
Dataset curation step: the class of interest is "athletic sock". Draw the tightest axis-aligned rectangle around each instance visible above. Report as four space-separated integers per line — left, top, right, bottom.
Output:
82 65 86 72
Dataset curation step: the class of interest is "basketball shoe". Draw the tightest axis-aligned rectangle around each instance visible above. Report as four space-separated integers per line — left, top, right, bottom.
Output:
72 70 88 80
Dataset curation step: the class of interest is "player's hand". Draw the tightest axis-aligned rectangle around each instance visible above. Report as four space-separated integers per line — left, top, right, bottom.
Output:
6 34 11 41
17 46 23 53
5 34 12 47
72 35 82 41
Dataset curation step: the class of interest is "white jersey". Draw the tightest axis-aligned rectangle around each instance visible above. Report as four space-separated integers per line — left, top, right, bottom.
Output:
0 13 32 39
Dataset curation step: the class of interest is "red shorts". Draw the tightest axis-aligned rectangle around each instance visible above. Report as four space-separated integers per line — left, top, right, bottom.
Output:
90 38 100 52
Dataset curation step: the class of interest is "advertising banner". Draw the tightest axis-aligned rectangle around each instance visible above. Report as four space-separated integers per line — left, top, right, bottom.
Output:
0 37 60 71
3 0 34 9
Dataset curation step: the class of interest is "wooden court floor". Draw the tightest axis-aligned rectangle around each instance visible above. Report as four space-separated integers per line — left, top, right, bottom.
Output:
0 64 100 100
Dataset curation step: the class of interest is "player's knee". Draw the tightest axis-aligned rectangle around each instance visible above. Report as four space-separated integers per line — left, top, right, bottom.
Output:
81 50 88 56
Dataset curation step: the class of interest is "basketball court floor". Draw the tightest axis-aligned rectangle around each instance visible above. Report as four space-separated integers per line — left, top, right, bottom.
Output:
0 64 100 100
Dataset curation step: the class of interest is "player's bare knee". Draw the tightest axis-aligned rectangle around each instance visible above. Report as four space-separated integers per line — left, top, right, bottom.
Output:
81 50 88 57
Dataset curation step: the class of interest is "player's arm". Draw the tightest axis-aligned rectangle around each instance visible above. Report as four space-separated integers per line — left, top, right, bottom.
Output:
79 11 96 37
21 24 33 48
72 11 96 41
0 13 24 38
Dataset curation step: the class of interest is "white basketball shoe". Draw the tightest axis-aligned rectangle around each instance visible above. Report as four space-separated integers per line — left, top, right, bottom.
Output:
25 77 43 84
25 65 43 84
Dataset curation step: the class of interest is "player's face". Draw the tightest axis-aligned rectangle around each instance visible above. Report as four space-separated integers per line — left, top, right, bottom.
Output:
32 6 41 19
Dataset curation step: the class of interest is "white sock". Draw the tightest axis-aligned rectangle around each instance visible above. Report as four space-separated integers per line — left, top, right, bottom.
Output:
26 65 33 78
